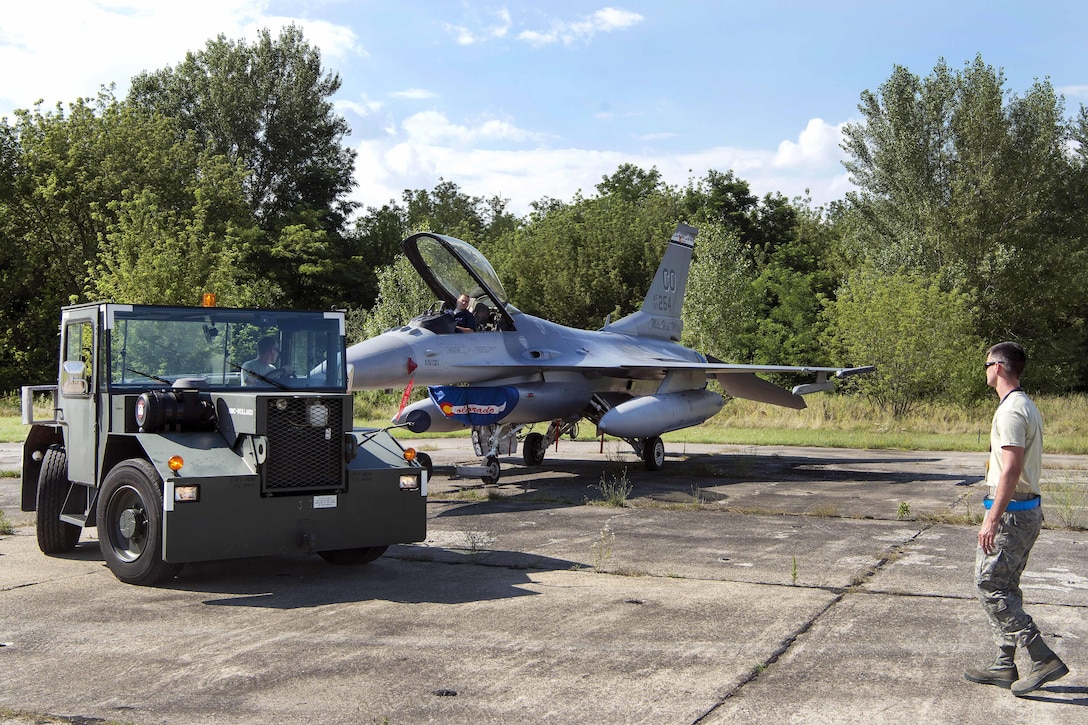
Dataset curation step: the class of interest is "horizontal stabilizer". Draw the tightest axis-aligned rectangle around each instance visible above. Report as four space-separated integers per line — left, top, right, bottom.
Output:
714 373 806 410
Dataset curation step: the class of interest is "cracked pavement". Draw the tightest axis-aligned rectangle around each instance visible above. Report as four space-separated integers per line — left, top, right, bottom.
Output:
1 439 1086 724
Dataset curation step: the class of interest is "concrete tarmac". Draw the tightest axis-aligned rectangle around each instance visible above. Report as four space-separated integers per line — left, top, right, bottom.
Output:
1 437 1086 724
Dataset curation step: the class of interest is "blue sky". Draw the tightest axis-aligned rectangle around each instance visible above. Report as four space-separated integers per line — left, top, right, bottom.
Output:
3 1 1087 216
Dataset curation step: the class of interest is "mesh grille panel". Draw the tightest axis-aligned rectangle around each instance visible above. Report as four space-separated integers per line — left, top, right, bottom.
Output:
263 397 344 494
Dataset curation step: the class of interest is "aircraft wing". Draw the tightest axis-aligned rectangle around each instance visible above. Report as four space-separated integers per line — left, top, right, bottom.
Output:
441 355 873 409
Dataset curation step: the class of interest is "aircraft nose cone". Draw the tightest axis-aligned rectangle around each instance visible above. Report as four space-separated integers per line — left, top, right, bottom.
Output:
345 334 417 389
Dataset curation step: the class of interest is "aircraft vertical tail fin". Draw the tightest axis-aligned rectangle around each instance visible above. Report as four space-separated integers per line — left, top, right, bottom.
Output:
605 223 697 341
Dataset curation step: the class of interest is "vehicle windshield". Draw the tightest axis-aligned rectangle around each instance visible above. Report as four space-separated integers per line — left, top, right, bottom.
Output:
106 305 347 391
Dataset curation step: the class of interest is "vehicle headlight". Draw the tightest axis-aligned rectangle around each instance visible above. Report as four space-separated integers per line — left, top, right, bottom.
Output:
308 403 329 427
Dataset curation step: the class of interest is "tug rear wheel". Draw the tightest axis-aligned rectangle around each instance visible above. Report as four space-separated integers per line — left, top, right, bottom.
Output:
36 444 81 554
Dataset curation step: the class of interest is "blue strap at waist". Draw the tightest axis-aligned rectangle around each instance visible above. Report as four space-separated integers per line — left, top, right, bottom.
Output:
983 496 1040 511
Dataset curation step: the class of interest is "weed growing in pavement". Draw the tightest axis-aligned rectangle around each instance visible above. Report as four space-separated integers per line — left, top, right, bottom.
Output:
597 467 633 507
462 529 493 563
791 555 798 585
0 510 14 535
592 522 615 572
897 501 911 520
806 503 839 518
1043 475 1088 530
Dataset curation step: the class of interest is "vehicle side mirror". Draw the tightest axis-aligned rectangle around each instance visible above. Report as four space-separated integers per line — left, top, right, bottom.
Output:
61 360 88 396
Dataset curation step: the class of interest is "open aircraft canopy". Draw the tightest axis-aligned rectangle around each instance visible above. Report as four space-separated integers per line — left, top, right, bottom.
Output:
402 232 518 331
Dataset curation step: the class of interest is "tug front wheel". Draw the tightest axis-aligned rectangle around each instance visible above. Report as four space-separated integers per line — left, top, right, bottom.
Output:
97 459 182 586
319 546 388 565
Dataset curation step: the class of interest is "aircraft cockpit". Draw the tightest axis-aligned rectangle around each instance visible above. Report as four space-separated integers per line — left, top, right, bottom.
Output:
402 232 518 333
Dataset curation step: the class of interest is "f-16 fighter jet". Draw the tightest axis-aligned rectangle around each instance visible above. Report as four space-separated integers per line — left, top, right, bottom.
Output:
346 224 872 483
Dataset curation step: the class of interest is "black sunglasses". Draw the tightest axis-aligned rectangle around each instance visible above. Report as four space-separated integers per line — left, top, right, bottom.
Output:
984 361 1001 369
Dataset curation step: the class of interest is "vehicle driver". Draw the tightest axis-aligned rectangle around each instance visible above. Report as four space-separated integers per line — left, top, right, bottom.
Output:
241 336 280 385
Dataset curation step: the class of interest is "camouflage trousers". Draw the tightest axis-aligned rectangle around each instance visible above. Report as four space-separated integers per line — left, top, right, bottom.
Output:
974 507 1044 648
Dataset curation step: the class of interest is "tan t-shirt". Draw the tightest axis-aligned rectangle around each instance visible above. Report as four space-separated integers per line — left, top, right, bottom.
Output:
987 390 1043 497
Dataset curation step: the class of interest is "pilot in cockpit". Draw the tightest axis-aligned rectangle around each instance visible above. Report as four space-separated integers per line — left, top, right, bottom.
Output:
452 293 477 333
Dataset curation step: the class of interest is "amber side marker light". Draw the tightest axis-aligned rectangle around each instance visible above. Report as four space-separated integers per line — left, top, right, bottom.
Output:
168 455 184 472
403 447 417 462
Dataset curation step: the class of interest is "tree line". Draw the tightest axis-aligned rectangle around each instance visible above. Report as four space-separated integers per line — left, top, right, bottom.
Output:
2 26 1086 416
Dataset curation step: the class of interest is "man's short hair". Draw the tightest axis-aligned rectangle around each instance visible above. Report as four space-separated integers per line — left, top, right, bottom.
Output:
257 336 278 355
988 341 1026 377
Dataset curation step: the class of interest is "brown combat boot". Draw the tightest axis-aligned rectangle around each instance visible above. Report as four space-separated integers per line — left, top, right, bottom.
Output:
964 645 1018 688
1012 635 1068 697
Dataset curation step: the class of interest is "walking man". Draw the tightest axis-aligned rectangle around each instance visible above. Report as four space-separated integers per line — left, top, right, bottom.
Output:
965 341 1069 695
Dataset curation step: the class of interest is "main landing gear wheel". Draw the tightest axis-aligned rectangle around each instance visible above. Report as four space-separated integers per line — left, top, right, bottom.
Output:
97 458 183 586
36 444 81 554
523 431 546 466
482 455 501 485
318 546 389 565
642 435 665 471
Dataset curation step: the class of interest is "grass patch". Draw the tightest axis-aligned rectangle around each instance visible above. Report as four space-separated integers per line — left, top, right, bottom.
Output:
805 503 840 518
0 510 15 535
7 391 1088 454
1043 475 1088 530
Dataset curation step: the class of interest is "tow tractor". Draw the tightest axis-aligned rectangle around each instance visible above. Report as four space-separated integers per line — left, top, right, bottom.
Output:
21 301 428 585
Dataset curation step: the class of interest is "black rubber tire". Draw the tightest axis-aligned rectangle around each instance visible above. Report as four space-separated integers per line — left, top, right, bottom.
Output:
318 546 389 565
643 436 665 471
523 432 546 466
36 445 81 554
96 459 182 586
482 455 501 485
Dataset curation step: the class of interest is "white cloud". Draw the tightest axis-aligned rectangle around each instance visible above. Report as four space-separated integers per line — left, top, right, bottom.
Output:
336 95 384 119
517 6 644 47
390 88 440 100
772 118 845 170
399 111 549 146
351 114 856 215
1058 84 1088 100
250 15 362 62
444 7 512 46
0 0 358 113
636 132 679 142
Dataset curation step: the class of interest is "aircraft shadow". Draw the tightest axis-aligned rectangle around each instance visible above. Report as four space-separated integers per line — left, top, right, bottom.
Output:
431 450 985 518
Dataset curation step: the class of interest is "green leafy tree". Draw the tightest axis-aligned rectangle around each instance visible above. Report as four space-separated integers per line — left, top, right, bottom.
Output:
356 255 434 342
498 184 684 330
823 269 985 416
128 25 366 308
681 222 759 361
842 55 1087 390
742 197 841 366
0 93 220 388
